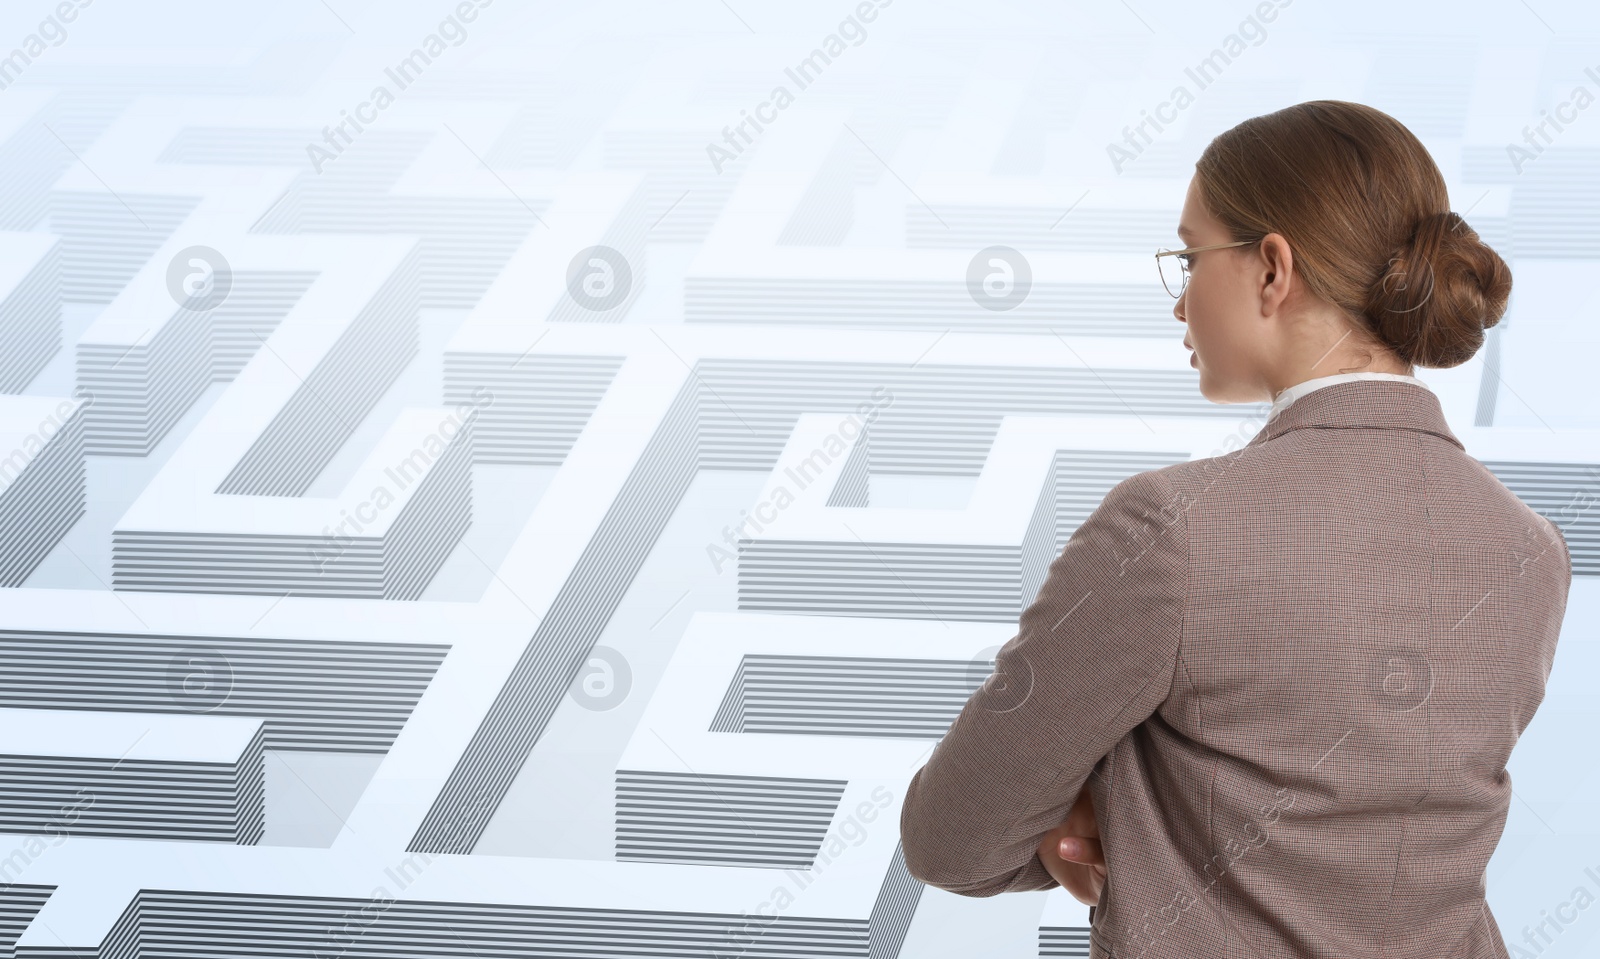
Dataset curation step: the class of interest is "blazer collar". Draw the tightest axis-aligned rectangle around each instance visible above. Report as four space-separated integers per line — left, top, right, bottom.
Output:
1244 379 1465 451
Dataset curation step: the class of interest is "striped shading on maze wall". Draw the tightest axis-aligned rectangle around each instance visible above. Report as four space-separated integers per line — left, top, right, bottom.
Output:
0 709 265 844
709 655 987 739
0 630 446 752
77 890 872 959
614 769 848 869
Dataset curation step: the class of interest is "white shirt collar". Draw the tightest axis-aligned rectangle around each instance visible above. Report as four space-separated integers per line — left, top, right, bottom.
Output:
1268 371 1429 423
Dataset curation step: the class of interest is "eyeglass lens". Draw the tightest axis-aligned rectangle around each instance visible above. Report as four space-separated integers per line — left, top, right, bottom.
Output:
1157 251 1187 298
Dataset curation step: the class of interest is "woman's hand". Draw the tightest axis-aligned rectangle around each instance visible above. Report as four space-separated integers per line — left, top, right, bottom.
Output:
1036 787 1106 906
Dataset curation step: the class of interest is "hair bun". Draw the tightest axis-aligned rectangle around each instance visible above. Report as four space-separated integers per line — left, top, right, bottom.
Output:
1362 211 1512 368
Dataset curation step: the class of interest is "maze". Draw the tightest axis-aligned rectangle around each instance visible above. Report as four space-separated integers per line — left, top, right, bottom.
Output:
0 4 1593 958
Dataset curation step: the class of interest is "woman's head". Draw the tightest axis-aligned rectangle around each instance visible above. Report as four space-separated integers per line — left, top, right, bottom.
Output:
1174 99 1512 404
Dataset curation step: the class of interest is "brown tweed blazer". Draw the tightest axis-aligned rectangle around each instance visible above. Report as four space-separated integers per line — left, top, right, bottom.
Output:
900 379 1572 959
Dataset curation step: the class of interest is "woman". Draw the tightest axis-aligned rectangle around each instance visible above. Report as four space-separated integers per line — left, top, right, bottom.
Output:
898 100 1572 959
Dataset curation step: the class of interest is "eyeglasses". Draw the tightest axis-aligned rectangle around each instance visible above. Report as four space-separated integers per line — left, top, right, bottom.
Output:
1154 239 1260 298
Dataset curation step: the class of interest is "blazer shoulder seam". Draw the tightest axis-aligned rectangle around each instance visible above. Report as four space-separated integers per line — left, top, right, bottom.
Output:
1139 467 1192 700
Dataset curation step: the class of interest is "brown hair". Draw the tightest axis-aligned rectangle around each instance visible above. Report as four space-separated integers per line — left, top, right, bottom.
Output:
1194 99 1511 369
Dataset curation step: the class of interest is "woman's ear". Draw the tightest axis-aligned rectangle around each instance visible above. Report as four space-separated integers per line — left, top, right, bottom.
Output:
1256 232 1295 315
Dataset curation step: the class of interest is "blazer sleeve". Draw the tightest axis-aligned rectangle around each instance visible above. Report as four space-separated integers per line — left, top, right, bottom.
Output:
899 468 1190 896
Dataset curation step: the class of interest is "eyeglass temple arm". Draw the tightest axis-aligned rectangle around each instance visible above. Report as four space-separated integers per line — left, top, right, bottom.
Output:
1155 239 1255 258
